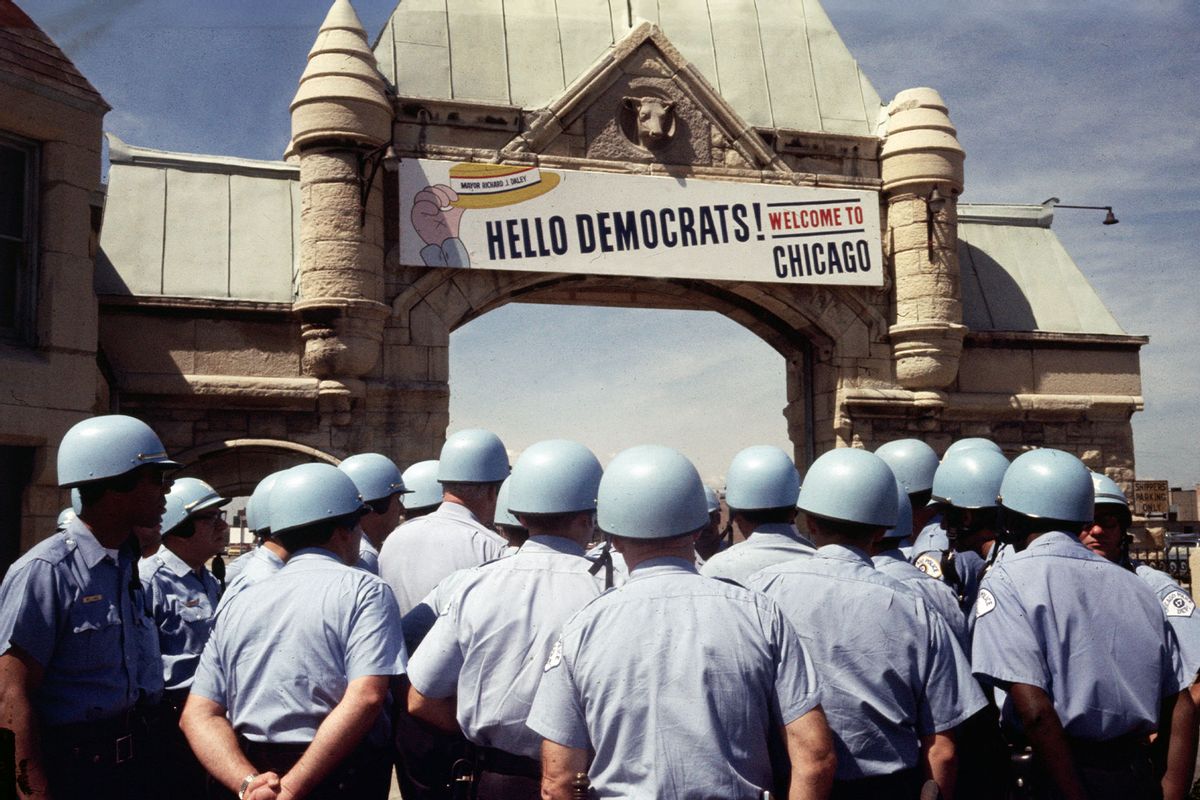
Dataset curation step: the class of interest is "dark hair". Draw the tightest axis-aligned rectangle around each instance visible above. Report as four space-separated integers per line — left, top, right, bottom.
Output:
165 519 196 539
274 512 359 553
515 509 589 532
806 514 882 543
908 489 933 509
730 506 796 526
997 506 1087 544
609 526 704 547
75 467 150 507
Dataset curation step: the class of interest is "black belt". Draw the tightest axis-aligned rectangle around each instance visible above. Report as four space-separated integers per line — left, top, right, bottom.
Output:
44 706 155 768
473 746 540 780
1068 732 1151 767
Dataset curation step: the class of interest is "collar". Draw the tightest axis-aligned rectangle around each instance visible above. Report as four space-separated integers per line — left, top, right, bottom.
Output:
521 535 586 557
359 531 379 557
62 517 126 568
1024 530 1098 558
284 547 345 568
816 542 875 566
156 544 201 578
255 546 286 568
872 546 907 564
749 523 814 547
627 555 697 581
434 501 483 526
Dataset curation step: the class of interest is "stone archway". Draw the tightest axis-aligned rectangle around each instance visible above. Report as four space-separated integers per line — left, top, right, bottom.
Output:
385 264 893 472
170 438 339 498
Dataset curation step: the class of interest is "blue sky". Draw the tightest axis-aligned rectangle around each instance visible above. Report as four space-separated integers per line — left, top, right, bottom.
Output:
23 0 1199 488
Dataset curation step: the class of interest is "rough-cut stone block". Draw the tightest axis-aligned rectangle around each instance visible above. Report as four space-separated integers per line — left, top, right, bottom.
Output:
958 348 1034 394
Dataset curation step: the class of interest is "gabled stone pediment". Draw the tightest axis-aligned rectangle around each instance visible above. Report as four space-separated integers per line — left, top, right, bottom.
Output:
503 22 784 173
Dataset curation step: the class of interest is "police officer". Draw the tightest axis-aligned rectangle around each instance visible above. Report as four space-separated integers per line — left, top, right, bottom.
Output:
217 470 289 611
399 460 442 521
749 447 984 799
972 448 1195 800
140 477 230 800
407 439 607 799
908 438 997 612
379 430 509 616
338 453 410 574
528 445 835 800
871 478 970 652
699 445 812 584
875 438 941 539
1081 472 1200 705
0 414 177 800
182 463 407 800
492 477 529 552
930 446 1010 572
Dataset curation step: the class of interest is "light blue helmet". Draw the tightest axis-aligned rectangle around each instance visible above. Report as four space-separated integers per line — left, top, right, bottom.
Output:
494 478 521 528
338 453 408 503
437 429 509 483
597 445 708 540
944 437 1004 458
268 463 366 536
874 439 939 495
931 448 1010 509
245 471 285 534
724 446 801 511
1091 472 1129 509
508 439 603 515
402 460 442 511
998 448 1093 524
161 477 229 536
797 448 898 528
704 485 721 514
57 414 181 487
57 508 76 529
881 478 913 540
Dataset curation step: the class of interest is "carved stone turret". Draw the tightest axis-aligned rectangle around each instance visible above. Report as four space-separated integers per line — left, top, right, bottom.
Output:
289 0 390 392
880 87 966 390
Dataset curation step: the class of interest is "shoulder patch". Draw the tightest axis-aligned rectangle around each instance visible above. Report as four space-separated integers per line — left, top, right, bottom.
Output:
914 553 943 580
1163 589 1195 619
976 588 997 618
543 639 563 672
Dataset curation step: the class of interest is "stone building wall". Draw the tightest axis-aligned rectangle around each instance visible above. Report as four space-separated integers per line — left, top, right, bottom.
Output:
0 12 108 559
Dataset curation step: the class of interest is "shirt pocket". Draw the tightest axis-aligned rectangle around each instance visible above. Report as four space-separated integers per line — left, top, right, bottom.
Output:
62 598 123 670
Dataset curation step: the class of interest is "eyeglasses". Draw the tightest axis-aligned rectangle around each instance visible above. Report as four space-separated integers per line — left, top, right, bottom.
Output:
193 510 227 523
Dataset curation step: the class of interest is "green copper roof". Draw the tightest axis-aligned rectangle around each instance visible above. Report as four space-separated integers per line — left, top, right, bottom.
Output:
373 0 884 135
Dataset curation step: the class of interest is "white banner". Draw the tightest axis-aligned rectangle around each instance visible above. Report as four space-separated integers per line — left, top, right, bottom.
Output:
398 158 883 286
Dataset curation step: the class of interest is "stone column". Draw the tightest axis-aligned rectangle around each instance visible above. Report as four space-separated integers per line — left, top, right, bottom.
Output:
880 87 966 390
289 0 392 411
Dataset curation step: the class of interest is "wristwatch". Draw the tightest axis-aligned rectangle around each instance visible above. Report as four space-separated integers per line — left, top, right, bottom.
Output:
238 773 259 800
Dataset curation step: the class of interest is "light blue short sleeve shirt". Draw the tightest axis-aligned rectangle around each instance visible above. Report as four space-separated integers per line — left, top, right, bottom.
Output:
379 503 508 616
699 523 816 585
407 535 605 758
0 519 163 726
191 547 408 743
873 547 971 654
972 532 1186 741
139 544 221 691
1136 564 1200 681
215 545 285 614
528 557 821 799
750 543 985 780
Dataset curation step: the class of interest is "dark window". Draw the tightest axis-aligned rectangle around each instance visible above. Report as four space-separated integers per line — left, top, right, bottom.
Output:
0 134 37 340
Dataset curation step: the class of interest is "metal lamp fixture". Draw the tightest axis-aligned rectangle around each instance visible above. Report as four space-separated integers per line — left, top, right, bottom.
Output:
926 187 948 257
1042 197 1119 225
